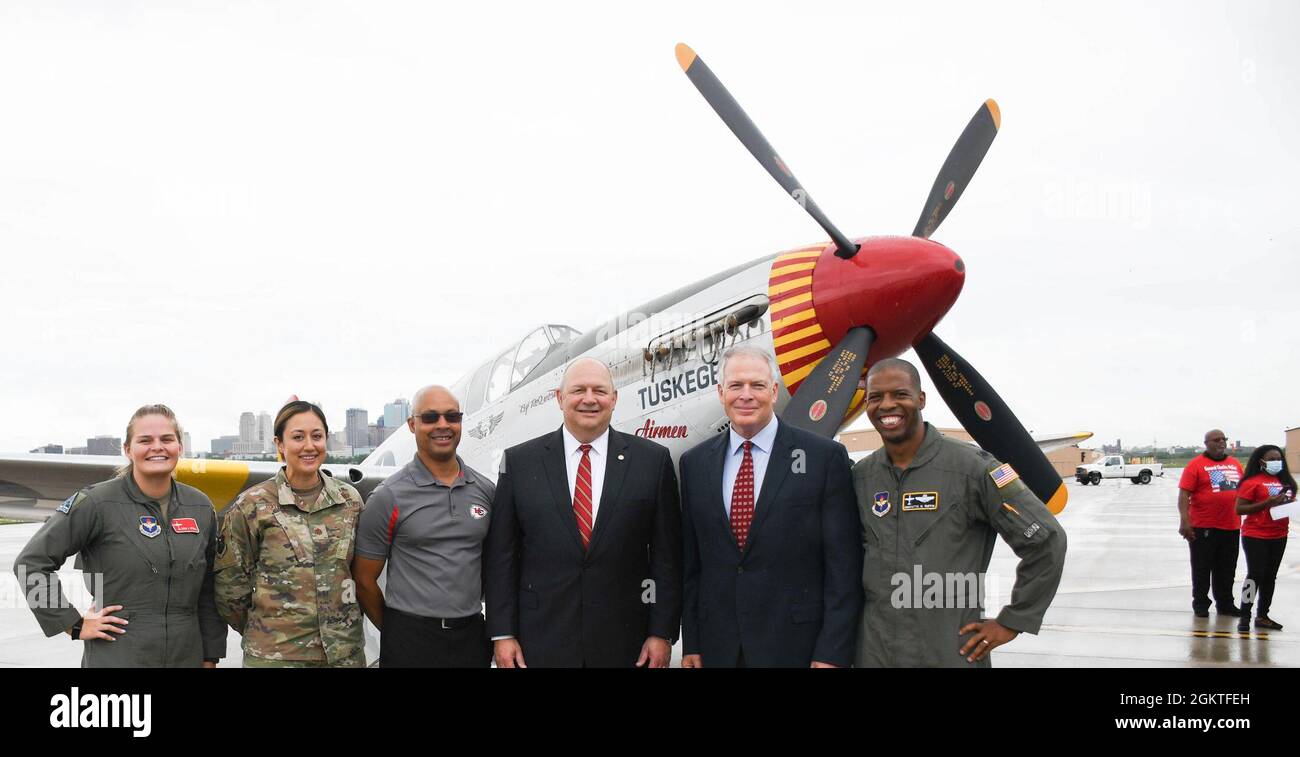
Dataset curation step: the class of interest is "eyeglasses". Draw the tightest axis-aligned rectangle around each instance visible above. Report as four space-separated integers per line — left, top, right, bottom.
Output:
416 411 464 424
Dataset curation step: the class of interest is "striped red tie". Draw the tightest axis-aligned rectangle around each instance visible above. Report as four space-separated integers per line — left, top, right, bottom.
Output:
731 441 755 549
574 443 594 550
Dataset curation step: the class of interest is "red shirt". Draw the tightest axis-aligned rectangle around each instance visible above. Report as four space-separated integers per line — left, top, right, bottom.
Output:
1179 454 1243 530
1239 474 1293 539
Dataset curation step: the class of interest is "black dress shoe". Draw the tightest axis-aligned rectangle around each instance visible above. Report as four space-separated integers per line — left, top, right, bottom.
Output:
1255 617 1283 631
1218 606 1244 617
1238 617 1251 632
1194 609 1210 618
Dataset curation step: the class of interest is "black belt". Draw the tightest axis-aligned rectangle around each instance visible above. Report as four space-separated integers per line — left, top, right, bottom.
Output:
434 614 481 630
390 607 482 630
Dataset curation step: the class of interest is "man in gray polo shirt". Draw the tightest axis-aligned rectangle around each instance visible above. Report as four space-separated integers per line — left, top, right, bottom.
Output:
353 385 495 667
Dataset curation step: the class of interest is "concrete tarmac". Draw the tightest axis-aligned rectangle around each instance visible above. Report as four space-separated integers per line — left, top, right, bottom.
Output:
992 472 1298 667
0 470 1295 667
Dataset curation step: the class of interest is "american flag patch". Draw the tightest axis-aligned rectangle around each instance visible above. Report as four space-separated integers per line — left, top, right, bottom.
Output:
990 463 1020 488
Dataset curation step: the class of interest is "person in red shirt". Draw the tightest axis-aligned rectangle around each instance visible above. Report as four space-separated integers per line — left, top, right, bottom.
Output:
1234 445 1296 632
1177 429 1244 618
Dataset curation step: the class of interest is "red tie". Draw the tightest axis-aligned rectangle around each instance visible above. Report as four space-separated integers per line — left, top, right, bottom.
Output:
731 441 755 549
574 444 594 550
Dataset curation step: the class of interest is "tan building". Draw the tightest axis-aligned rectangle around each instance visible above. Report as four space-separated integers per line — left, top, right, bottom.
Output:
1286 427 1299 476
837 427 1099 477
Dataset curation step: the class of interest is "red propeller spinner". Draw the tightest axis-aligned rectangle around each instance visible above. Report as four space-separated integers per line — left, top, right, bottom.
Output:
810 236 964 365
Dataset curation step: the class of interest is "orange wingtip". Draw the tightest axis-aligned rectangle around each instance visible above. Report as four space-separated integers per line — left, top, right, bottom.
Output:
984 98 1001 130
675 43 697 72
1045 483 1067 515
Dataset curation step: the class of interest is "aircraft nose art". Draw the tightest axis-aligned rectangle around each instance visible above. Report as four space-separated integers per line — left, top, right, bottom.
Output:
768 245 835 399
768 237 964 420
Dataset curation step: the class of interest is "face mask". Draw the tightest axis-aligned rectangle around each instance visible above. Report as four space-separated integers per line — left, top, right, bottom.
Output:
1264 460 1283 476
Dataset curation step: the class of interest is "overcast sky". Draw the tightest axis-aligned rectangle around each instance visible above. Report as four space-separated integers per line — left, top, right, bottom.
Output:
1 0 1296 454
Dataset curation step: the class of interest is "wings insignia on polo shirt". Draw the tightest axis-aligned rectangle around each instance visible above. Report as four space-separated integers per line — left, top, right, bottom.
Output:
468 412 506 440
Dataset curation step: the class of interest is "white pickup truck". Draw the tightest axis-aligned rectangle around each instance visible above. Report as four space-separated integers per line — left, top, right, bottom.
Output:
1076 455 1164 485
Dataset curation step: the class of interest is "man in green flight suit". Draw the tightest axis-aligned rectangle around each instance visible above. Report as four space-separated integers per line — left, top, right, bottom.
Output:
852 358 1066 667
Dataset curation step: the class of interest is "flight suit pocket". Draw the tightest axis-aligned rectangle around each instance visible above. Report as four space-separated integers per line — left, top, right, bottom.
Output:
862 521 881 549
913 501 965 549
996 500 1047 545
84 609 138 667
185 545 208 575
176 531 207 571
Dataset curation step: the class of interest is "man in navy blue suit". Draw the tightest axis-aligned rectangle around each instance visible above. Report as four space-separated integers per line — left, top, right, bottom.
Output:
680 345 862 668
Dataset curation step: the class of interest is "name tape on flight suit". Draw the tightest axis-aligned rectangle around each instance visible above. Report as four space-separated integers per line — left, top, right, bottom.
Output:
901 492 939 512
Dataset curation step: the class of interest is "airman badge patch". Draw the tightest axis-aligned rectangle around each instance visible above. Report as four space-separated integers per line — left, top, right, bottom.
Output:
57 493 78 514
139 516 161 538
872 491 891 517
990 463 1020 488
901 492 939 512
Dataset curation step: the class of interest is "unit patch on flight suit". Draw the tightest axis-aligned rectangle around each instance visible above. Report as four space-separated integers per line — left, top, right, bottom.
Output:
139 516 161 538
872 491 891 517
901 492 939 512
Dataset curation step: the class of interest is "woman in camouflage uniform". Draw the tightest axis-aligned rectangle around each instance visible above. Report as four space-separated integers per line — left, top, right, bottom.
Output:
214 400 366 667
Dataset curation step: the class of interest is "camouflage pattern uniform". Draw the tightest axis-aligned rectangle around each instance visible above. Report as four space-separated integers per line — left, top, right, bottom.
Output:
214 469 365 667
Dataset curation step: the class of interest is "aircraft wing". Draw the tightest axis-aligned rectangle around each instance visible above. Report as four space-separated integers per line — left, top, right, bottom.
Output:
1030 431 1095 454
845 431 1093 463
0 453 398 521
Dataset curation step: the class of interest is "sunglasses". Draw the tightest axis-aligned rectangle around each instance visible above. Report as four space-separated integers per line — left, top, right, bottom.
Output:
416 411 464 424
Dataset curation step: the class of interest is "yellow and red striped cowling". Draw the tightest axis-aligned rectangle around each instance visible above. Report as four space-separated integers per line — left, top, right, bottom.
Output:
767 246 867 429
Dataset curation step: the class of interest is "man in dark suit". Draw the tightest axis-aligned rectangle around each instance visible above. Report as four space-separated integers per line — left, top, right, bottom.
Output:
485 357 682 667
680 345 862 667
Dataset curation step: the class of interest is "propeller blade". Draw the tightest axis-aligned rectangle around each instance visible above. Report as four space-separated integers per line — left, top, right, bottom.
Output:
914 331 1068 514
781 327 875 436
676 43 859 259
911 99 1001 239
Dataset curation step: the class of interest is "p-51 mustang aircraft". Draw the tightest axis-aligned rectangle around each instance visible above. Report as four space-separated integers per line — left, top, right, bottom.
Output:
0 44 1079 518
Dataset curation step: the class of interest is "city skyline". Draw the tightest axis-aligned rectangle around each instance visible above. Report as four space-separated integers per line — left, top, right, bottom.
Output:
24 396 417 458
